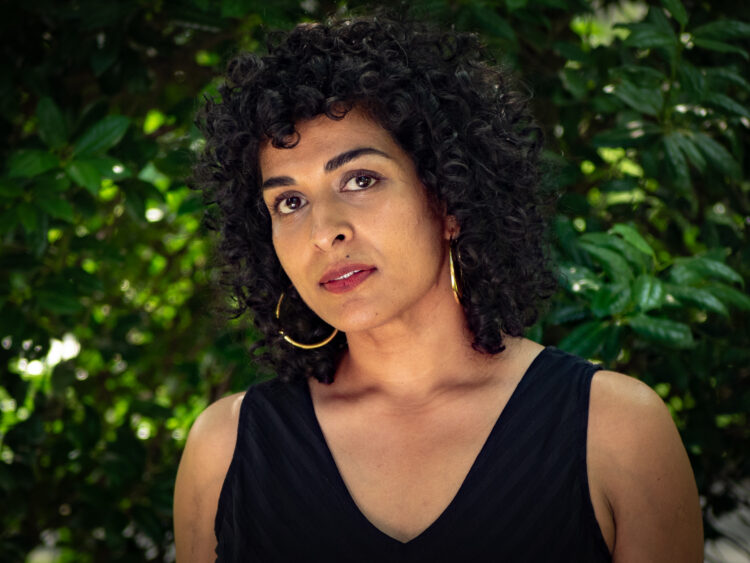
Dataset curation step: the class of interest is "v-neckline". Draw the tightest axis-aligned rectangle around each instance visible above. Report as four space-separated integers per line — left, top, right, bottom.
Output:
301 346 549 547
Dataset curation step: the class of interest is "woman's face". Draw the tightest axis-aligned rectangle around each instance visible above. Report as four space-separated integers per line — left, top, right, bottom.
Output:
259 108 454 335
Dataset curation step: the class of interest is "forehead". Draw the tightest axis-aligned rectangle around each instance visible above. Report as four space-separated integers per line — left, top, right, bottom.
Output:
258 109 398 177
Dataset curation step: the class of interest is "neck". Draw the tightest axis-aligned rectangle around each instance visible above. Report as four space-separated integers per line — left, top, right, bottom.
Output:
333 284 516 404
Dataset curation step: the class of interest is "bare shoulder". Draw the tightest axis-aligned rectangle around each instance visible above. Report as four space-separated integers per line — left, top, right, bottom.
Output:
588 370 703 562
174 391 246 563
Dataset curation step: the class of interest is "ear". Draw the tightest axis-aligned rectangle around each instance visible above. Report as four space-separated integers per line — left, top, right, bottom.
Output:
443 214 460 240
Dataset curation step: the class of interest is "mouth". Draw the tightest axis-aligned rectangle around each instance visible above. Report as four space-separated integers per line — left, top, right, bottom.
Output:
320 264 377 294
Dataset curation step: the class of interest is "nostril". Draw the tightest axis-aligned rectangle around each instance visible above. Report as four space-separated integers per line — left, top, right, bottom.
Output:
335 233 345 241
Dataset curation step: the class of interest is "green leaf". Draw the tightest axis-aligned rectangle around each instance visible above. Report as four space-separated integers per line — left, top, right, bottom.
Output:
177 194 203 216
670 257 743 286
611 81 663 116
622 24 676 49
704 92 750 119
633 275 665 312
706 67 750 92
694 133 741 179
153 148 193 179
66 160 102 196
73 115 130 157
36 290 83 315
17 202 39 233
37 97 68 149
7 150 59 178
0 180 24 198
558 320 609 358
609 224 655 258
662 134 690 190
506 0 527 10
664 284 729 316
470 4 516 41
670 132 706 173
591 283 632 318
627 314 694 348
707 283 750 311
692 38 749 60
37 197 74 222
545 303 589 325
693 19 750 40
591 125 659 148
661 0 687 27
579 242 634 281
90 44 119 76
677 62 705 98
579 232 649 273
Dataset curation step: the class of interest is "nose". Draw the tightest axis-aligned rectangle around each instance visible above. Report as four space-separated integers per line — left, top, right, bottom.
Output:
309 199 354 251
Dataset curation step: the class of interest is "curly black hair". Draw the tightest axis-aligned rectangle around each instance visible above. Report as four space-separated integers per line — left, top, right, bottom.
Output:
193 15 557 384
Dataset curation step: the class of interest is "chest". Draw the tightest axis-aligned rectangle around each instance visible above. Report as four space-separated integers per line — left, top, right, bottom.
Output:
311 387 614 552
312 388 513 543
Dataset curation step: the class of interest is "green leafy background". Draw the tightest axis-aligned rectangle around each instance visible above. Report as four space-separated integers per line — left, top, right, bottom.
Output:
1 0 747 561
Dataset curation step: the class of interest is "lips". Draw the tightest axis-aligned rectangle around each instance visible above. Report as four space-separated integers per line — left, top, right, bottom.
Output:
319 263 377 294
319 263 377 284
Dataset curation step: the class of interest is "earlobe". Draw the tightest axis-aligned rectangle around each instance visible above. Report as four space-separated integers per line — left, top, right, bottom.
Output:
444 214 460 240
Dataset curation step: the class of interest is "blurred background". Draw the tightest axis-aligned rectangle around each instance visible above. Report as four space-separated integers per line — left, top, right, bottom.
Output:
0 0 748 561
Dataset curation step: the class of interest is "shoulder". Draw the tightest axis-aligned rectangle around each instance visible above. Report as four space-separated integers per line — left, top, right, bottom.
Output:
174 391 246 563
588 370 703 562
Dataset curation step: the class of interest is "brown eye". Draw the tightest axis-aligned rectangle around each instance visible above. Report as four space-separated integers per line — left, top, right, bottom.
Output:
276 194 307 214
344 173 380 191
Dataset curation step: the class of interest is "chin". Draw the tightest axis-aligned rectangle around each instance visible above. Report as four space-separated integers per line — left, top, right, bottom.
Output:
323 303 392 335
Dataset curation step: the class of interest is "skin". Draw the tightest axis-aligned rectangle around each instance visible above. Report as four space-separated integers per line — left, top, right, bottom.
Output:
174 109 704 562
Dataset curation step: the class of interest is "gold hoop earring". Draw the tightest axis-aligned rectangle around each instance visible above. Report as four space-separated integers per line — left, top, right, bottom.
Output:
275 291 338 350
449 243 462 304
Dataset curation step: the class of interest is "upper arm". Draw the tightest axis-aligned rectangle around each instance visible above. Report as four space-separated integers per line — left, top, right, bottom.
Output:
174 392 245 563
589 371 703 563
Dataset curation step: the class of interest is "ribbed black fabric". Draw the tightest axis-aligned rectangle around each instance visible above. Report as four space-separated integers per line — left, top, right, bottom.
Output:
214 347 612 562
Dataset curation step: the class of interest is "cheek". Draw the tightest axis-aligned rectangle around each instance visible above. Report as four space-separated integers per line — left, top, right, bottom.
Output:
271 228 298 281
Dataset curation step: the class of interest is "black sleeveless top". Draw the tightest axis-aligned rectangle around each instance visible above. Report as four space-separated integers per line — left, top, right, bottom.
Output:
214 347 613 562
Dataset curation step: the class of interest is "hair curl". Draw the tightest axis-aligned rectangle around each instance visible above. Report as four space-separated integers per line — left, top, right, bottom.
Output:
193 15 557 384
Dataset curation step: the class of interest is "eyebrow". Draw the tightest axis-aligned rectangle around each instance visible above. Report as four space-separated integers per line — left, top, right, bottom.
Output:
261 147 392 190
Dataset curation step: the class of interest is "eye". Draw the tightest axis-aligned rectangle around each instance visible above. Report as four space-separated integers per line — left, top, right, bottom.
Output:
343 172 380 191
274 193 307 215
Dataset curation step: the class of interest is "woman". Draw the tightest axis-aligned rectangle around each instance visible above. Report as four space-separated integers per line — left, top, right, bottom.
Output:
175 16 703 562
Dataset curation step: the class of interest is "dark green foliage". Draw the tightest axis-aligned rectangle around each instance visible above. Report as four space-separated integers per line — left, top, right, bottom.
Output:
0 0 747 560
